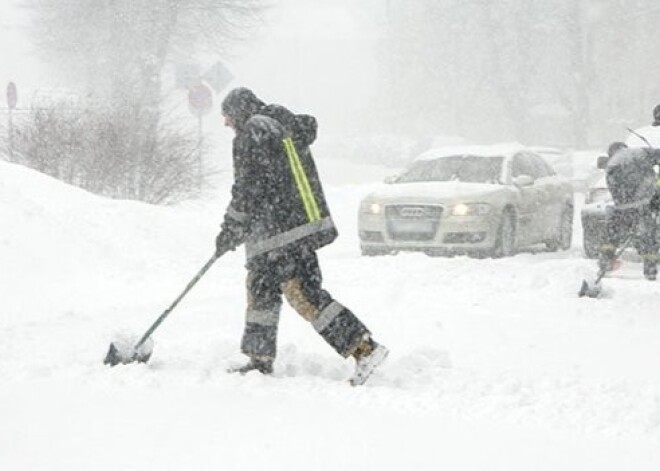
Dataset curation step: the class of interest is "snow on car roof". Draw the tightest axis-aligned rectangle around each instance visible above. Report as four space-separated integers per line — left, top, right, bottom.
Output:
528 146 566 155
414 142 526 161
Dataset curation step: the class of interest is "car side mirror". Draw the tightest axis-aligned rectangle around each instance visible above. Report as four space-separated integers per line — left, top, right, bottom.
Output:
513 175 534 187
596 155 609 170
383 175 399 184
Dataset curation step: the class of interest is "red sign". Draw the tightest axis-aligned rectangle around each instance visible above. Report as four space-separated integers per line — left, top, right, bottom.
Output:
6 82 17 109
188 82 213 116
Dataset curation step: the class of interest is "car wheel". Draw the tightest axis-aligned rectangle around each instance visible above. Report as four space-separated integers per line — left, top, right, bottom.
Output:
546 208 573 251
491 210 516 258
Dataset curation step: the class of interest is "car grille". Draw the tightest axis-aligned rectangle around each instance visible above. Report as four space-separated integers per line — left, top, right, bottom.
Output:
385 205 443 241
360 230 384 242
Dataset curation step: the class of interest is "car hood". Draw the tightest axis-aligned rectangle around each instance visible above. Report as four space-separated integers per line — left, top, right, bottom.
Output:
365 181 508 202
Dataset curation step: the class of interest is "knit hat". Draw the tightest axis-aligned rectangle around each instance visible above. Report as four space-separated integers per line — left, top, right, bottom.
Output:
221 87 265 130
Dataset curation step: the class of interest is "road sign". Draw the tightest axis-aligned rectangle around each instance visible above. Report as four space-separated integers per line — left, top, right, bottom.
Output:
188 81 213 116
203 61 233 93
175 63 201 89
6 82 17 109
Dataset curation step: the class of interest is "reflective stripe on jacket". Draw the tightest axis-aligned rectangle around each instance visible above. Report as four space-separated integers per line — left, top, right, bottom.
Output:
220 105 337 261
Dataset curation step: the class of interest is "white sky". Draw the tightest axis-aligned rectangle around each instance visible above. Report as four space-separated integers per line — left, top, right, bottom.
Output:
228 0 380 135
0 1 41 108
0 0 380 137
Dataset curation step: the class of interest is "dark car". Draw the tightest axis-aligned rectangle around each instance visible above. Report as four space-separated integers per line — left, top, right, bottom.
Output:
580 152 660 258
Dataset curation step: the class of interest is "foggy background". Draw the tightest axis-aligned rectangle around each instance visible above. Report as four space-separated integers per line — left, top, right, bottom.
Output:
200 0 660 148
2 0 660 202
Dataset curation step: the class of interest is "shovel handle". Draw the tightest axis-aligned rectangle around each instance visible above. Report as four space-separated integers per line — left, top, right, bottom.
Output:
134 252 221 350
592 234 634 285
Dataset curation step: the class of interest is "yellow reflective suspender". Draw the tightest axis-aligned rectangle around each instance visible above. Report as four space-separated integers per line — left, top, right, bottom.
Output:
282 137 321 222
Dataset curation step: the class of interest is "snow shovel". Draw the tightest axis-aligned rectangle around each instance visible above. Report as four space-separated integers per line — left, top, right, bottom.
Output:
104 252 221 366
578 235 632 298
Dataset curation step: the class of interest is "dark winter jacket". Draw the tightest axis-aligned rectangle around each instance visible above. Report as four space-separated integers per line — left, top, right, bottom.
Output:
218 91 337 262
606 147 660 209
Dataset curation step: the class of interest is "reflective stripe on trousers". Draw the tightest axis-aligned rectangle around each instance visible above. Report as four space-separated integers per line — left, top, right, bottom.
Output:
245 216 335 259
241 252 370 359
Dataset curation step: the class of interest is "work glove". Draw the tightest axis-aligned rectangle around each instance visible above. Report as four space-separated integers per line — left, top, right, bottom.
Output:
215 231 236 256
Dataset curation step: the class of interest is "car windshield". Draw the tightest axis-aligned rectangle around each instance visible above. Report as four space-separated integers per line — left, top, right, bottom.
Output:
397 155 504 184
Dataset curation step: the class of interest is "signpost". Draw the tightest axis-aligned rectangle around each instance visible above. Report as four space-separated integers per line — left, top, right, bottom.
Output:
202 61 233 93
174 60 234 187
6 82 17 159
187 80 213 187
187 81 213 118
6 82 17 110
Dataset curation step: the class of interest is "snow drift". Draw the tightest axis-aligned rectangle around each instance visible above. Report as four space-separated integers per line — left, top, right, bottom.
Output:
1 159 660 470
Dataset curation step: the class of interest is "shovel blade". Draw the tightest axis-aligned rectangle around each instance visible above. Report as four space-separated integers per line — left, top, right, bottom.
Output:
103 337 154 366
103 342 124 366
578 279 601 298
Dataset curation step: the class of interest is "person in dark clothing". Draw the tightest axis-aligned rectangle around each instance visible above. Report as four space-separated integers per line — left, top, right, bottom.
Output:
651 104 660 127
599 141 660 280
215 87 388 385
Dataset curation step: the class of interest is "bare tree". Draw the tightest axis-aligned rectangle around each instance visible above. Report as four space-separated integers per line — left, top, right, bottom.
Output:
375 0 660 148
21 0 265 201
8 101 214 204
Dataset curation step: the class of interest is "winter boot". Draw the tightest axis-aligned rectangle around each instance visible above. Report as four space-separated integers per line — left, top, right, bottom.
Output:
228 357 274 375
643 259 657 281
349 335 389 386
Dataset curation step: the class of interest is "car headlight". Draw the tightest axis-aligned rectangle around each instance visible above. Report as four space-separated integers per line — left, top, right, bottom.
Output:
360 201 383 215
451 203 491 216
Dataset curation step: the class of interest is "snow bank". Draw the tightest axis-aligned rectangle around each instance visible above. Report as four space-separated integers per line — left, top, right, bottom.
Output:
2 159 660 470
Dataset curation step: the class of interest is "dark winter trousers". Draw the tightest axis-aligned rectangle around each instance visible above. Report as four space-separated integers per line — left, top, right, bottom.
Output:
600 204 659 267
240 248 370 361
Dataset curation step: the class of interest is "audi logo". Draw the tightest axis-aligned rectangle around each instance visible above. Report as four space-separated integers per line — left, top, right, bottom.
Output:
400 207 426 218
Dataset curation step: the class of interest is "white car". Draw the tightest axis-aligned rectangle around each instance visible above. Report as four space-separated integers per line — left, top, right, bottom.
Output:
529 146 573 181
358 144 574 257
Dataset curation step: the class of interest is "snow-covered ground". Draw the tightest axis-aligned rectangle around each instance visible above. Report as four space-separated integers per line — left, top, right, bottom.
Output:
2 157 660 470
